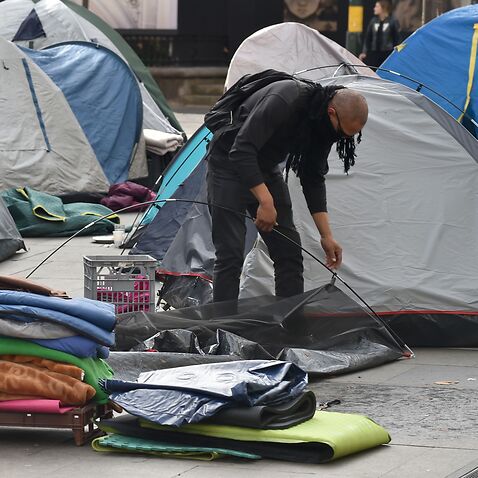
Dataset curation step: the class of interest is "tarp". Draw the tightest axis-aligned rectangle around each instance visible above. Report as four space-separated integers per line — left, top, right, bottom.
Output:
113 285 408 376
380 5 478 138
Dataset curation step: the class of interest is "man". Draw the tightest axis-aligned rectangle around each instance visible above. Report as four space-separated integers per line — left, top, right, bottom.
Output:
206 73 368 302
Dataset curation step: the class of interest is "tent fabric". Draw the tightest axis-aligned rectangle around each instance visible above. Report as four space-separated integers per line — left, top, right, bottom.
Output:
0 198 25 262
225 22 375 90
380 5 478 138
113 285 407 376
23 41 143 184
0 0 181 133
240 75 478 346
0 36 111 195
12 8 45 42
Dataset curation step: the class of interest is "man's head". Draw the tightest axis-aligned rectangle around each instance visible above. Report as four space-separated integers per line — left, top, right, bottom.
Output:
327 88 368 139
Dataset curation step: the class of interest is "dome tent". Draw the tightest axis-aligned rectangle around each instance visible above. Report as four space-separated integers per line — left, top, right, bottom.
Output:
379 5 478 138
0 198 25 262
0 0 181 133
0 37 143 195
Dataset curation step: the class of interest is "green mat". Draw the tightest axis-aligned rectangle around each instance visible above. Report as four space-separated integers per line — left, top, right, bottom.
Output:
141 410 391 461
92 434 260 461
1 187 119 237
0 337 113 403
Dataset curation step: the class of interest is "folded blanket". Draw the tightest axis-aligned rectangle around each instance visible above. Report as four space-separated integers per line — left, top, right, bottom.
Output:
0 360 95 405
144 130 183 156
100 182 156 212
1 187 119 237
0 399 74 414
0 354 84 380
0 338 114 403
0 290 116 331
0 317 75 340
28 336 110 359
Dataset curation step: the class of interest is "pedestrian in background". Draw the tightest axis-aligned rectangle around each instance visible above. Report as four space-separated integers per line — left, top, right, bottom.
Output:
359 0 401 67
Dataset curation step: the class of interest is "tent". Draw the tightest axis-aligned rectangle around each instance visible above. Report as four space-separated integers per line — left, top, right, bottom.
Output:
379 5 478 138
0 198 25 262
0 37 145 195
0 0 181 133
133 22 478 347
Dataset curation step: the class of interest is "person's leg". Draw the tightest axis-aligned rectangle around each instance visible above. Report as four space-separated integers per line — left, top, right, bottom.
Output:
207 164 249 302
247 172 304 298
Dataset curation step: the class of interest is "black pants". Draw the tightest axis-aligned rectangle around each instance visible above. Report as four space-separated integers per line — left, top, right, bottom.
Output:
207 163 304 302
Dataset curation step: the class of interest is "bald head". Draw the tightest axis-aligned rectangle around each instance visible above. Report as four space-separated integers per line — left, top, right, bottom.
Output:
328 88 368 136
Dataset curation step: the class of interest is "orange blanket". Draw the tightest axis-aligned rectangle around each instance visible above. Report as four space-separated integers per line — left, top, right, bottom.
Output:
0 361 95 405
0 355 84 381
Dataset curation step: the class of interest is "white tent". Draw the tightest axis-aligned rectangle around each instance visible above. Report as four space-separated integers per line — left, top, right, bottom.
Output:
225 22 375 89
240 74 478 344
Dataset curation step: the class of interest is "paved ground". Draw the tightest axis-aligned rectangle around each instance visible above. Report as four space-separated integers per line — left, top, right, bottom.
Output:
0 112 477 478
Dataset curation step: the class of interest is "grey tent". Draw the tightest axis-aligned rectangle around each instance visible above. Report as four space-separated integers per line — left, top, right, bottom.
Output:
0 197 25 262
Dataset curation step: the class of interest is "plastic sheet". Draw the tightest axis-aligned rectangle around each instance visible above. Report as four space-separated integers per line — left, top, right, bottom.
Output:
114 284 408 376
103 360 308 426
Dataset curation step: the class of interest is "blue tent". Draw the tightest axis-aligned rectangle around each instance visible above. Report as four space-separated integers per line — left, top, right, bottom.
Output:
379 5 478 137
24 41 143 184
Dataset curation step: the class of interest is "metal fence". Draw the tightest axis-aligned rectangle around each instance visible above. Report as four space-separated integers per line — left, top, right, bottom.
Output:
117 30 230 67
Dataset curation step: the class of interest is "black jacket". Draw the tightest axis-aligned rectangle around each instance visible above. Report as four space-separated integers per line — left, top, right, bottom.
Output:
206 78 332 213
363 15 400 53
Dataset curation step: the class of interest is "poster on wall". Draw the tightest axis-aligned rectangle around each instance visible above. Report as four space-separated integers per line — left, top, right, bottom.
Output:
283 0 339 33
73 0 178 29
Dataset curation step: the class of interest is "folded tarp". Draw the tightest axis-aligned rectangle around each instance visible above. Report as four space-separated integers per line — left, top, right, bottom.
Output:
103 360 307 426
0 291 116 331
1 187 119 236
0 317 75 340
0 338 113 402
0 399 74 414
92 434 260 461
0 360 95 405
98 411 390 463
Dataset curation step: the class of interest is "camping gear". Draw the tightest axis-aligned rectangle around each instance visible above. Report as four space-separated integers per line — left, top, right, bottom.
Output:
0 0 182 133
92 434 260 460
0 198 25 262
113 285 407 376
1 187 119 237
102 360 308 427
97 410 390 463
0 37 145 195
380 4 478 138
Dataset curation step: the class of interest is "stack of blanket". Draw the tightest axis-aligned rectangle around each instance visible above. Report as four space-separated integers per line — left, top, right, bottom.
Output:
95 360 391 462
0 289 115 409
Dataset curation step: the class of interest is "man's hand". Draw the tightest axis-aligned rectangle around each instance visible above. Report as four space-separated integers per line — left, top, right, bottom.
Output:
320 236 343 269
255 202 277 232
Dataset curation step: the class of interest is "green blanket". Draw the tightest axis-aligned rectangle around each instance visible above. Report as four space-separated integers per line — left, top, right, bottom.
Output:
0 337 113 402
1 187 119 237
141 410 391 461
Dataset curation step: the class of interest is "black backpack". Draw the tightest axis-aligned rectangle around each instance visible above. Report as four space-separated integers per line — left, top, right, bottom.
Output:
204 69 296 133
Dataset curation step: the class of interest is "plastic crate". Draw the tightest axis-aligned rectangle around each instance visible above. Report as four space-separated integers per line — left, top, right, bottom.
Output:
84 255 157 314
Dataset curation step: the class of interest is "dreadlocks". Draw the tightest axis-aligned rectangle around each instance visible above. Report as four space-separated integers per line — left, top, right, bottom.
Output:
286 83 364 181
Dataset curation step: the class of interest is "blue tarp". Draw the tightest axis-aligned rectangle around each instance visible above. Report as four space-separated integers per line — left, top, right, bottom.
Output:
380 5 478 137
22 41 143 183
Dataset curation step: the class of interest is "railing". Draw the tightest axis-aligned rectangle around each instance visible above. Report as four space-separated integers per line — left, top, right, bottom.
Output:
117 30 230 67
